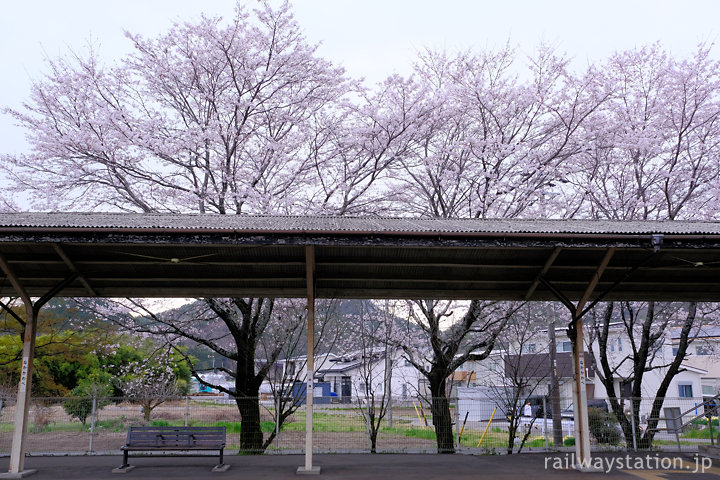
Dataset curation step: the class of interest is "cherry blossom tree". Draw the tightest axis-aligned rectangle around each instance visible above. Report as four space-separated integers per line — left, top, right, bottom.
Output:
571 44 720 449
1 1 362 452
398 300 519 453
114 351 180 422
393 45 609 219
381 45 607 453
569 44 720 221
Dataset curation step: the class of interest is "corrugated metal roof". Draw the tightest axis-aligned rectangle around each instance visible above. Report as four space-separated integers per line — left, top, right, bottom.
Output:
1 212 720 235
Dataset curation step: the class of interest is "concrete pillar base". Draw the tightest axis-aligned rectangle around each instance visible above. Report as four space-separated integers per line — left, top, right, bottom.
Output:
573 463 604 473
0 470 38 479
296 465 321 475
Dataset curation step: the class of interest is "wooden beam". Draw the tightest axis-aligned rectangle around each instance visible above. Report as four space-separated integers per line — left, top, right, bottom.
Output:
525 247 562 300
0 253 31 306
52 244 98 296
576 248 615 318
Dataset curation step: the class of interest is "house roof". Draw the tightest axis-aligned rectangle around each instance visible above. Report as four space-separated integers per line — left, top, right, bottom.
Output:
672 326 720 340
2 212 720 301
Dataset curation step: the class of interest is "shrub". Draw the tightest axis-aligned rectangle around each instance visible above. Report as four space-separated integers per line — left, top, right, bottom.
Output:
563 436 575 446
63 393 93 425
692 417 719 427
62 381 112 425
588 407 622 445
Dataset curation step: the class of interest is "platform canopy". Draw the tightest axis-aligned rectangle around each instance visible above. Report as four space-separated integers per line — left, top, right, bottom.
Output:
1 212 720 301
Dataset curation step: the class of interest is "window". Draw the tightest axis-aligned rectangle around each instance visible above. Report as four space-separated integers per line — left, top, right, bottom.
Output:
678 384 694 398
557 341 572 353
696 346 712 356
620 380 632 398
617 337 622 352
523 343 537 353
672 346 679 356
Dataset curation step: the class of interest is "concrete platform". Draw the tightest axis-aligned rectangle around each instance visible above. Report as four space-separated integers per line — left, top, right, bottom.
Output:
0 453 717 480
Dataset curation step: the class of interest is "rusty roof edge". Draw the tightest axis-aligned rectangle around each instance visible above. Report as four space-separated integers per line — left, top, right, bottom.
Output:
0 226 720 242
0 213 720 237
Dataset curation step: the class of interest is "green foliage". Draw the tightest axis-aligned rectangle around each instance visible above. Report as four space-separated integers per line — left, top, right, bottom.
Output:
525 437 550 448
95 417 127 432
564 436 575 446
587 407 622 445
381 426 437 440
62 378 113 424
692 417 719 427
683 427 716 439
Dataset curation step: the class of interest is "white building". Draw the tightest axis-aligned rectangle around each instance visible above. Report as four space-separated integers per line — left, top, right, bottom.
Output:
457 321 718 421
316 347 422 400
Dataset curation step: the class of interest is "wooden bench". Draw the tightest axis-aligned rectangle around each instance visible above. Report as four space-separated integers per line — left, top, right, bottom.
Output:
113 426 229 473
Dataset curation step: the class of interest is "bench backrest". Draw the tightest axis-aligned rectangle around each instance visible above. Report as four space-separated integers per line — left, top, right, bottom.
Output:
126 426 226 448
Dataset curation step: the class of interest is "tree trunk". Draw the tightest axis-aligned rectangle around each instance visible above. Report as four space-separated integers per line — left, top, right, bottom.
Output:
236 396 264 453
370 420 378 453
429 374 455 454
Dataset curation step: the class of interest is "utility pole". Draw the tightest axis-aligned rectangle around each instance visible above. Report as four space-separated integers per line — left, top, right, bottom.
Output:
548 303 563 447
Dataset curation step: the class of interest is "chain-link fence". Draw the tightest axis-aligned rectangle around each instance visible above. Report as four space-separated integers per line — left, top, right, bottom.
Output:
0 395 715 455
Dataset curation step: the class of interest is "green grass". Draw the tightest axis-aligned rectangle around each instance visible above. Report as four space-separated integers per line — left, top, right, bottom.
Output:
691 418 718 427
144 419 276 434
682 427 715 439
652 439 706 446
95 417 128 432
525 437 551 448
381 426 436 440
280 412 366 432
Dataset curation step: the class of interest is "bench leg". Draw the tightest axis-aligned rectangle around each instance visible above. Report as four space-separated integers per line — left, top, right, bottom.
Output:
112 451 135 474
111 451 136 474
211 448 230 472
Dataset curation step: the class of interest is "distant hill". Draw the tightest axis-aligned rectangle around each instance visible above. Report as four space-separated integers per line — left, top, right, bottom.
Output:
151 299 417 370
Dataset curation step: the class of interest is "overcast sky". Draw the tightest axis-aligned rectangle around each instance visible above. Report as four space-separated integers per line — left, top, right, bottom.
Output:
2 0 719 156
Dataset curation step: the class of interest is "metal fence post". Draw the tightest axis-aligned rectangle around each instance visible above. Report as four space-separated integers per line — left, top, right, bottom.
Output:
276 394 280 451
387 394 393 429
543 396 548 449
184 396 190 427
629 399 637 451
455 397 460 449
88 395 97 453
366 400 372 451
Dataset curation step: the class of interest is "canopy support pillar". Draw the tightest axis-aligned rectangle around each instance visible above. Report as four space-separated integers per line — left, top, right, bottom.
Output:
540 248 615 471
0 254 77 478
298 246 320 475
